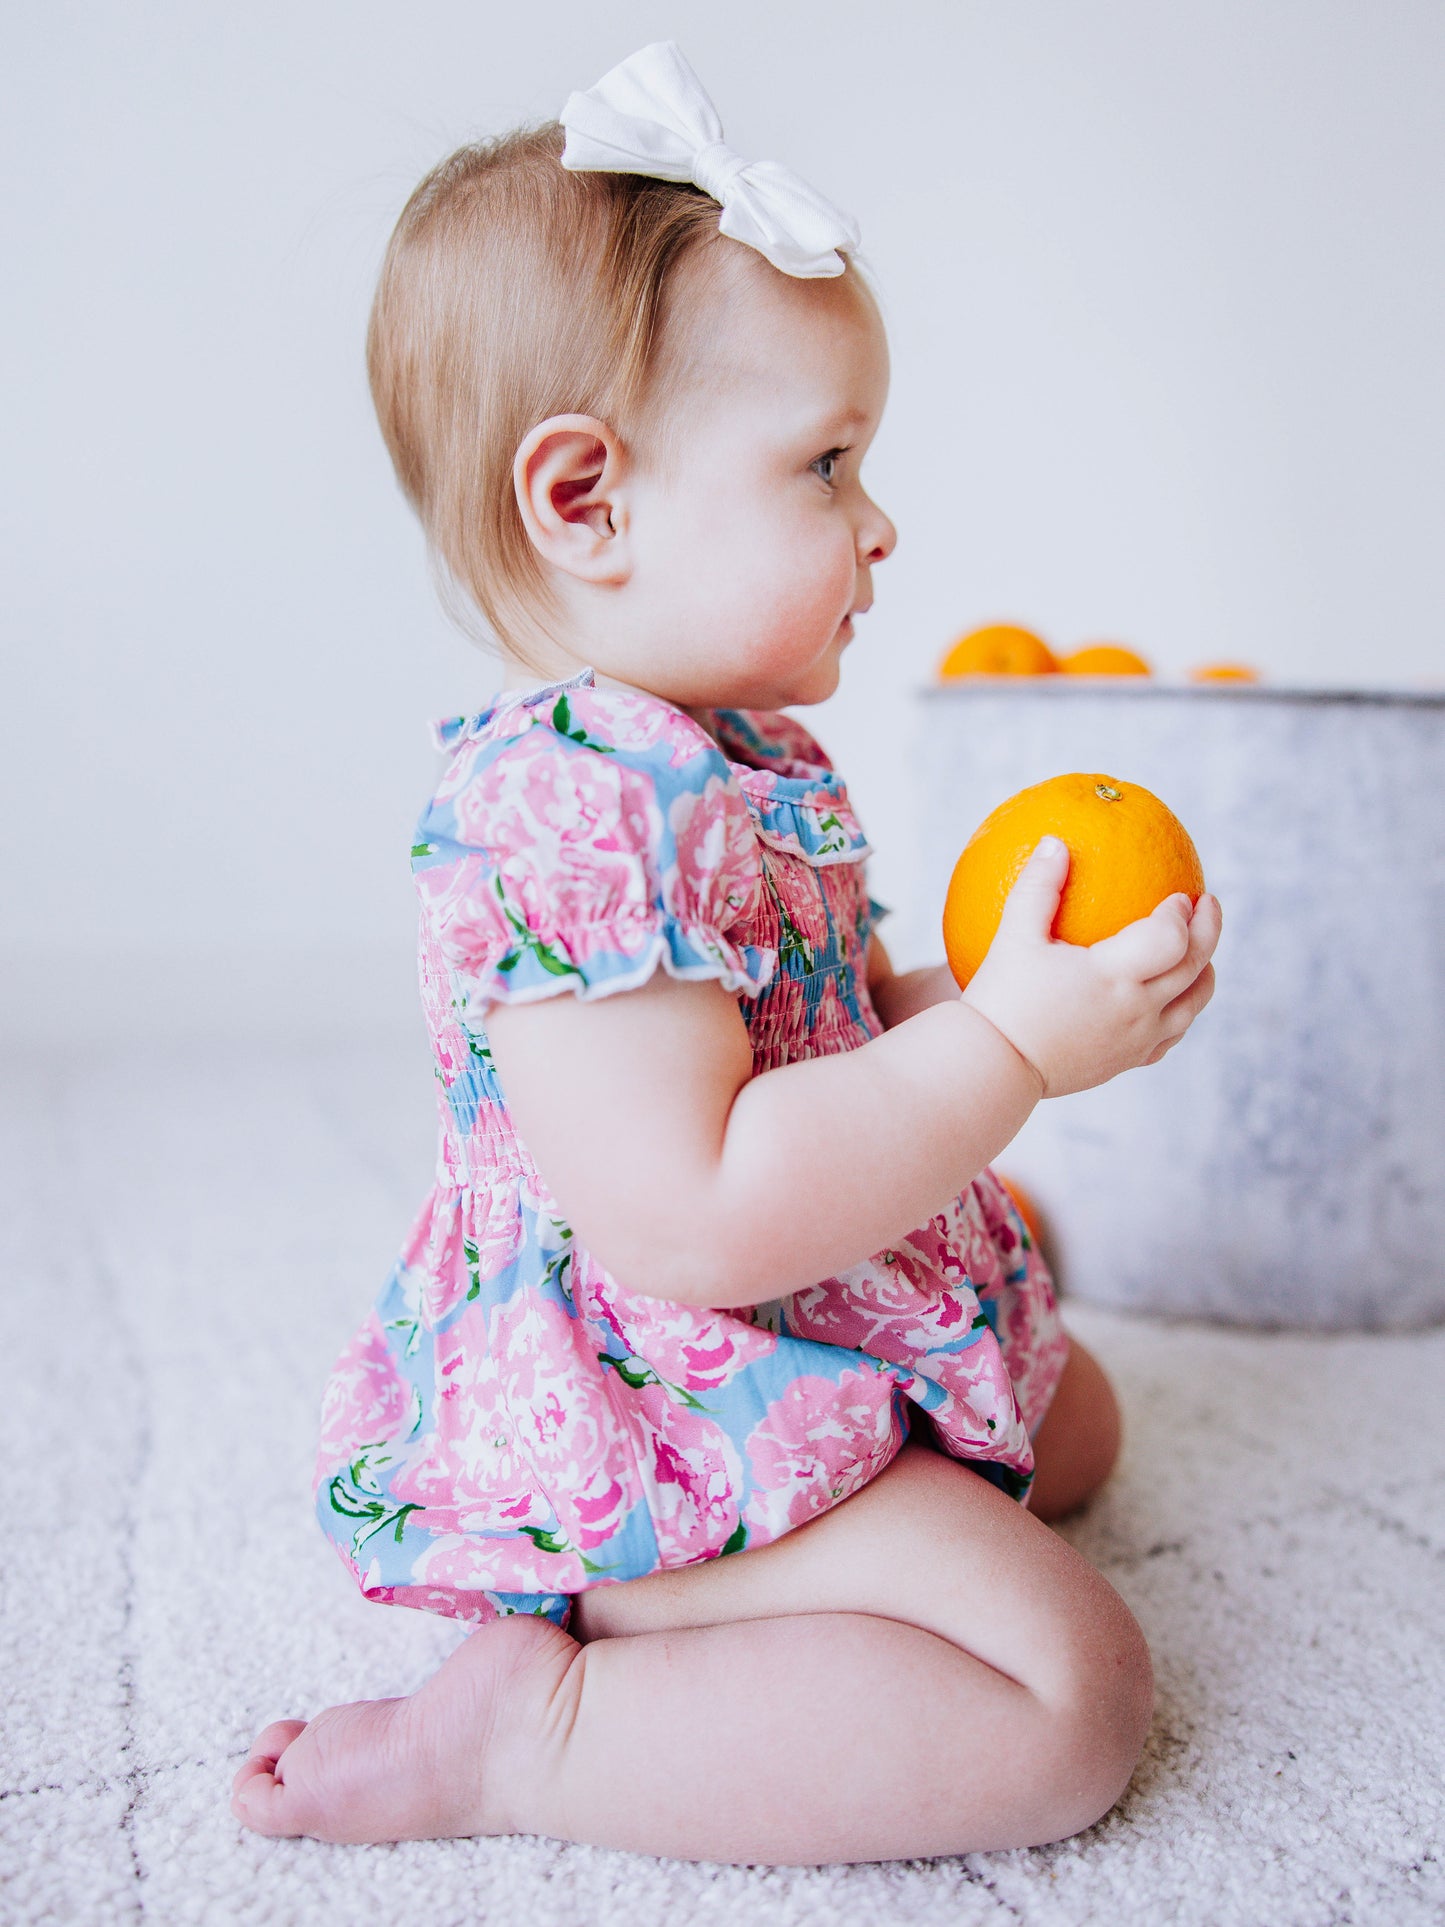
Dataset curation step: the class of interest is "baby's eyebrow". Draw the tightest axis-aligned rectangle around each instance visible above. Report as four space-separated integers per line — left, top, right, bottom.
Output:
796 404 871 439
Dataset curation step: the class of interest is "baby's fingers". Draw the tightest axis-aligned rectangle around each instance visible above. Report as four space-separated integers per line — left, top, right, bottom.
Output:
1148 892 1223 1000
1091 893 1193 979
1159 960 1216 1038
1140 962 1216 1067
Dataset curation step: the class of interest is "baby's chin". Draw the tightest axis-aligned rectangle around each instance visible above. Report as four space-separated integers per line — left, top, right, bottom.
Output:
777 641 847 707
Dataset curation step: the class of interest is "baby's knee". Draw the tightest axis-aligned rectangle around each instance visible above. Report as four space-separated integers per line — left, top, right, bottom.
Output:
1042 1588 1154 1838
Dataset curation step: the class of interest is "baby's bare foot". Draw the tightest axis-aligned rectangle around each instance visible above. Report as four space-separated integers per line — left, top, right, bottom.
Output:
230 1615 577 1843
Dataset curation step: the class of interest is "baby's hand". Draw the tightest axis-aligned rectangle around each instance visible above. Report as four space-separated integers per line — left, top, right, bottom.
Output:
962 837 1222 1098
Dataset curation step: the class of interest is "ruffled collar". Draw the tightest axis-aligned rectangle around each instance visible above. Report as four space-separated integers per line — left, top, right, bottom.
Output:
709 707 870 863
428 668 870 864
429 668 595 752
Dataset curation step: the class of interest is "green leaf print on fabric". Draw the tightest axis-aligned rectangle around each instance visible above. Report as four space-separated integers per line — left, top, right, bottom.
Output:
448 991 495 1065
356 1501 424 1550
552 692 616 755
776 903 813 975
519 1524 570 1557
411 841 436 859
813 810 850 857
720 1519 749 1556
493 873 583 984
598 1350 706 1411
519 1523 617 1578
462 1238 483 1301
541 1233 575 1302
535 944 580 977
327 1452 424 1554
386 1314 423 1359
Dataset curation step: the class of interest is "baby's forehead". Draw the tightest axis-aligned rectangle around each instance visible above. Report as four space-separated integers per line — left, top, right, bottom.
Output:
659 247 884 422
682 244 877 351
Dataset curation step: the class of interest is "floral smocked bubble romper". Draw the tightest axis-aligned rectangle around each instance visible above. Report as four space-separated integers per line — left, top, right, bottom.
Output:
315 669 1068 1628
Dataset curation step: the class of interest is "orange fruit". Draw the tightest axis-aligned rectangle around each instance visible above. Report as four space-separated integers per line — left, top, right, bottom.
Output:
1189 662 1260 683
1058 643 1152 676
942 772 1205 989
938 624 1058 679
997 1173 1044 1250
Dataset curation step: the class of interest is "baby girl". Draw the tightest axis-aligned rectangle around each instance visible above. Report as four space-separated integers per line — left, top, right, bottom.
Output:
232 43 1220 1865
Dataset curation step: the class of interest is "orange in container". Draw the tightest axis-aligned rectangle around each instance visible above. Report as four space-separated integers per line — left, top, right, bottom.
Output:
1189 662 1261 683
1058 644 1152 676
938 624 1057 679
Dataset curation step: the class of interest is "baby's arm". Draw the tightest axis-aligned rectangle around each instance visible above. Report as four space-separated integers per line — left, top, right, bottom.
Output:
487 838 1219 1308
493 966 1034 1307
867 933 959 1027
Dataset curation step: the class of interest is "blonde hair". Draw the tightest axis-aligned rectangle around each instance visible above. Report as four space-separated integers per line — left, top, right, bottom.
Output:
368 121 752 659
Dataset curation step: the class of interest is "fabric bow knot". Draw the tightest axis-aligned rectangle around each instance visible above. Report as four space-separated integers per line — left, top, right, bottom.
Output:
559 41 860 279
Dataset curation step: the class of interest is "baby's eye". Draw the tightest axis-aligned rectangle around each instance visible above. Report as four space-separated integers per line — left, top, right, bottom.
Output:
810 447 848 487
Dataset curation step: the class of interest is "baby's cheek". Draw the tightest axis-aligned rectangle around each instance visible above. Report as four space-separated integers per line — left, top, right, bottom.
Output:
762 520 855 616
735 620 819 690
758 552 851 649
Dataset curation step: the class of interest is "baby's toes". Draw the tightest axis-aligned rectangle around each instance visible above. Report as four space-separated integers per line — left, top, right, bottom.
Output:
231 1720 310 1836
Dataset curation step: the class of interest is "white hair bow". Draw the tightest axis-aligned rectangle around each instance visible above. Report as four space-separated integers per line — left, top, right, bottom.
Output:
559 41 860 280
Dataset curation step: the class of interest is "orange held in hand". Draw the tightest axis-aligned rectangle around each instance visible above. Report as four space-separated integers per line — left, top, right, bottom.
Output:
938 624 1058 679
1058 644 1152 677
943 773 1205 989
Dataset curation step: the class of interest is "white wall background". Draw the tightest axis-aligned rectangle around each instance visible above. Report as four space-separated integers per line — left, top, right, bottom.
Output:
4 2 1443 1043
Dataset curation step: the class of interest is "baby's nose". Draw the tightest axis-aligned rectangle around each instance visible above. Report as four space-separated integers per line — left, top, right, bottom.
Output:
861 501 898 563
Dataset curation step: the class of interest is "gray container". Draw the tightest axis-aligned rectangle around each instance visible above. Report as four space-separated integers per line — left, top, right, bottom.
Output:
919 682 1445 1330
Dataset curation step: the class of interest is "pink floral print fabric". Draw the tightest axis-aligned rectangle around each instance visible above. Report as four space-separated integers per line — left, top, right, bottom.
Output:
315 671 1068 1627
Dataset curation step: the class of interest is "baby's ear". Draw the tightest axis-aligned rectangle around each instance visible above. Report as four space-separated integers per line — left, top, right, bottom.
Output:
512 414 630 584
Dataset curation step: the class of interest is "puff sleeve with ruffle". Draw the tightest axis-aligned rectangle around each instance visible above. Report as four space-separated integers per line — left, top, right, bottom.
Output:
411 682 777 1011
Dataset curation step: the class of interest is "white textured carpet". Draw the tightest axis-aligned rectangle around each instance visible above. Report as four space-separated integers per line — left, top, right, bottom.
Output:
4 1044 1442 1927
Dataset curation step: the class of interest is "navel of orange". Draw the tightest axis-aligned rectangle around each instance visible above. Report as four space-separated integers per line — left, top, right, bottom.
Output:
943 772 1205 990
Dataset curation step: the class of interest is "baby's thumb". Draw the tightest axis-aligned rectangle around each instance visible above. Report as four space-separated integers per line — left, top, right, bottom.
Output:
997 836 1069 940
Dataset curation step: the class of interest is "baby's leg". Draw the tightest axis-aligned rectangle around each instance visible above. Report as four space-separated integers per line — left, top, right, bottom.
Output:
1027 1337 1123 1522
233 1442 1151 1863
